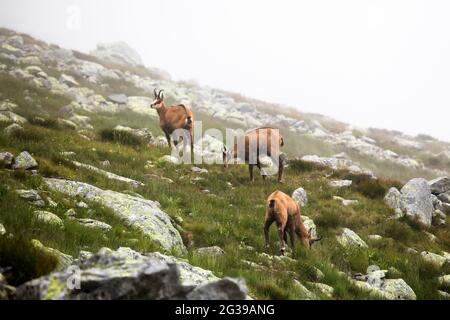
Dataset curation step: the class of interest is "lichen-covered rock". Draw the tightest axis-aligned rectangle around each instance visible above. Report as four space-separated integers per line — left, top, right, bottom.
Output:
384 187 402 210
336 228 368 249
0 151 14 167
112 125 154 145
400 178 434 226
421 251 448 267
33 210 64 227
302 215 317 238
428 176 450 195
329 180 352 188
333 196 358 206
70 218 112 232
15 247 246 300
438 191 450 204
194 246 225 257
12 151 38 170
44 178 186 254
3 123 24 136
306 282 334 298
30 239 73 271
15 189 45 207
438 275 450 287
292 187 308 206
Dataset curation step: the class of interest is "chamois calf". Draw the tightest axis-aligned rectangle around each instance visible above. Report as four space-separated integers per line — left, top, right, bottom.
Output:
222 127 286 182
151 89 194 154
264 191 321 255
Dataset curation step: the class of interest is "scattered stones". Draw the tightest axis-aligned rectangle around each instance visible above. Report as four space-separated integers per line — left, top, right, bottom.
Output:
44 178 186 254
194 246 225 257
329 180 352 188
0 151 14 167
336 228 368 249
12 151 38 170
333 196 358 206
33 210 64 227
292 187 308 206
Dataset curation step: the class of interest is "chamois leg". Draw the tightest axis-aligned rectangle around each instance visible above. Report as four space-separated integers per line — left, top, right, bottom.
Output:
164 132 172 148
264 217 274 249
275 216 287 255
277 155 285 183
249 164 255 182
257 161 267 180
287 218 296 249
190 129 194 160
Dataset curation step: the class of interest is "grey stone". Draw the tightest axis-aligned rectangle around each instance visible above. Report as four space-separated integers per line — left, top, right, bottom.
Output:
3 123 24 136
33 210 64 227
428 176 450 195
292 187 308 207
329 180 352 188
107 94 128 105
400 178 434 226
0 152 14 167
336 228 368 249
384 187 402 210
194 246 225 257
13 151 38 170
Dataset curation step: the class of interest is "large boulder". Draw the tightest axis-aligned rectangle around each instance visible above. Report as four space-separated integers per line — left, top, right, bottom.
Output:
400 178 434 226
336 228 368 249
90 42 143 66
44 178 186 254
292 187 308 207
15 247 247 300
428 177 450 195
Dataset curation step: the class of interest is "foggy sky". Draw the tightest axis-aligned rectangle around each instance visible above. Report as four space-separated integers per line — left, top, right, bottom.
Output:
1 0 450 141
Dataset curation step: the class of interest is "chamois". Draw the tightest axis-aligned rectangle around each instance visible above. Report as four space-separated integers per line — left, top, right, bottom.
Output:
222 127 286 182
151 89 194 154
264 190 321 255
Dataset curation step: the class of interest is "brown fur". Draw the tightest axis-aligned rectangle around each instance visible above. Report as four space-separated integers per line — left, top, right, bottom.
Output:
223 127 285 182
264 190 321 255
151 90 194 154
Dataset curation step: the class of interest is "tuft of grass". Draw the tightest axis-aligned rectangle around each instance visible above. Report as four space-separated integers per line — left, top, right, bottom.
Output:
99 128 143 146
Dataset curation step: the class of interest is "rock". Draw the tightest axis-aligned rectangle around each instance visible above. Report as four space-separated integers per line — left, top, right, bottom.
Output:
438 275 450 287
302 215 317 238
160 155 181 165
428 177 450 195
71 218 112 232
381 279 417 300
44 178 186 254
306 282 334 298
0 151 14 167
25 65 47 79
65 209 77 217
91 42 144 66
424 231 438 242
194 246 225 257
126 96 158 118
72 161 144 188
438 192 450 204
368 235 383 241
191 167 208 174
12 151 38 170
18 55 42 65
384 187 402 210
292 187 308 207
336 228 368 249
293 280 317 299
33 210 64 227
0 100 18 111
107 94 128 105
333 196 358 206
329 180 352 188
0 271 15 300
421 251 448 267
0 223 5 236
15 247 246 300
30 239 73 271
400 178 434 226
15 189 45 207
437 290 450 299
57 118 77 130
152 135 169 147
59 74 79 87
112 125 154 145
3 123 24 135
68 114 93 130
76 201 89 209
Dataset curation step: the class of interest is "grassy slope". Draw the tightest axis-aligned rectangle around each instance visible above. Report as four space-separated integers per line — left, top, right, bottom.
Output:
0 57 449 299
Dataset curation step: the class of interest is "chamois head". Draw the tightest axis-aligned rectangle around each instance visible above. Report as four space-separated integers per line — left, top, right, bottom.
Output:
308 228 322 248
151 89 165 109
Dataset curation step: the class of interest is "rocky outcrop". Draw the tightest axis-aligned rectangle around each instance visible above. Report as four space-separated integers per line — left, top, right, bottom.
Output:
429 177 450 195
43 178 186 254
15 247 247 300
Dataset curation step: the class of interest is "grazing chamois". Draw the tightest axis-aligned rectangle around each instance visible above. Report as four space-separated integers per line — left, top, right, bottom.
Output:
151 89 194 154
222 127 286 182
264 190 321 255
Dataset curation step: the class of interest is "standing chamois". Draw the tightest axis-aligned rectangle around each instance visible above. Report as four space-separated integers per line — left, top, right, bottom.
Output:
151 89 194 155
264 190 321 255
222 127 286 182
